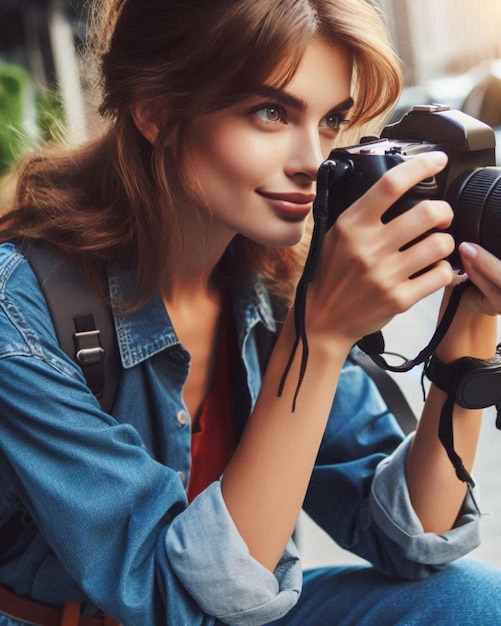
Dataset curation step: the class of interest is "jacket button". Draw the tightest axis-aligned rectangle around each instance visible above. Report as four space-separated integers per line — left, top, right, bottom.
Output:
177 471 186 483
177 410 189 426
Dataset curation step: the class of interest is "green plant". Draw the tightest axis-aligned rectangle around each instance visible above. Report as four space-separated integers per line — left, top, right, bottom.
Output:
0 62 64 175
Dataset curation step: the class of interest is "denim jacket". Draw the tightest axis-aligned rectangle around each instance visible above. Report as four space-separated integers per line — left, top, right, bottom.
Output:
0 242 481 626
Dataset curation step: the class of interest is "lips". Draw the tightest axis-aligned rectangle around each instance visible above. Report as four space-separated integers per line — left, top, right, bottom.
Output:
257 191 316 220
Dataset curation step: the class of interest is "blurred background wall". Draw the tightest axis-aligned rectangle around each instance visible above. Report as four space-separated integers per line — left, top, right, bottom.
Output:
2 0 501 168
379 0 501 84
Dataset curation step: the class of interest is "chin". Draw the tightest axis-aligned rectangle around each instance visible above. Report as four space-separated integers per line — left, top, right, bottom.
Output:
255 223 306 248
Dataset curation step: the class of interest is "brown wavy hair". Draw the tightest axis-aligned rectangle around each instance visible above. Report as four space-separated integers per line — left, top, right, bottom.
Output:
0 0 402 307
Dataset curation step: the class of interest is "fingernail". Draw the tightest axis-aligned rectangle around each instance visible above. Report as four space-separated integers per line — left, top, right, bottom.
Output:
459 241 478 259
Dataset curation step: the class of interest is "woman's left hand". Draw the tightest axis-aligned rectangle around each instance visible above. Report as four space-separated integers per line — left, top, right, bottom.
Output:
457 242 501 316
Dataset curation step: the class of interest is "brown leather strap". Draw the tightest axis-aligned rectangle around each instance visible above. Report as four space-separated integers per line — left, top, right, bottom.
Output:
61 602 81 626
0 586 120 626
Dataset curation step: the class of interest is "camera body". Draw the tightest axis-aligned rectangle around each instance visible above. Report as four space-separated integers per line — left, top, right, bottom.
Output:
326 104 501 264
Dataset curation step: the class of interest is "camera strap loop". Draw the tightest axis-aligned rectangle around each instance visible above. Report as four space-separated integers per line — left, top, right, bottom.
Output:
358 278 471 372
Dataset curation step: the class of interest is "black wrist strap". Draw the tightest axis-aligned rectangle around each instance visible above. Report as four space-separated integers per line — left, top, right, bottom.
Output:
425 355 476 487
424 348 501 488
425 354 462 395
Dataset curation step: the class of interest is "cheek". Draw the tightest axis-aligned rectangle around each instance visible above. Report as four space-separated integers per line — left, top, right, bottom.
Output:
197 124 282 186
320 135 338 159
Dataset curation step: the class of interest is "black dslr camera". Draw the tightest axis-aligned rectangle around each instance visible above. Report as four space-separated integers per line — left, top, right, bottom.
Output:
326 104 501 265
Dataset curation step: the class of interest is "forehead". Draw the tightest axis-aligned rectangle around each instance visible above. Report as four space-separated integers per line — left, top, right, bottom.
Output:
283 38 353 105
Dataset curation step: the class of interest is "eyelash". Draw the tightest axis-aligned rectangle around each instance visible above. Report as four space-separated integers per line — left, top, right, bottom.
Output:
250 103 350 131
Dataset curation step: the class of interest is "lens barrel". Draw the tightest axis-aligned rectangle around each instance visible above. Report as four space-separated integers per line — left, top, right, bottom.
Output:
451 167 501 260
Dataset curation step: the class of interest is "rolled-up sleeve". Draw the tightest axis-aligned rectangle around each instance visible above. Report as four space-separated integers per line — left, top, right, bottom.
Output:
166 481 302 625
303 358 482 581
370 435 481 565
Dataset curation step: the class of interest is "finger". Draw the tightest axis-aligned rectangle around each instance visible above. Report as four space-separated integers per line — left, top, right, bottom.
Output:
398 259 454 312
459 243 501 313
390 199 454 250
397 230 455 279
459 242 501 287
353 151 449 222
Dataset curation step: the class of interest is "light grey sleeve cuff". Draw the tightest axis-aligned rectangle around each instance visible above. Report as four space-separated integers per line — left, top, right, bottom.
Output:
370 435 481 565
165 481 302 625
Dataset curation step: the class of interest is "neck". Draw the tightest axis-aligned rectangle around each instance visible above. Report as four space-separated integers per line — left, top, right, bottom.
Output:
159 204 235 305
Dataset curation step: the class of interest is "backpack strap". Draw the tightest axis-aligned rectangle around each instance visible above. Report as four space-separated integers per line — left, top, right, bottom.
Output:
19 240 120 413
349 345 417 435
0 242 120 559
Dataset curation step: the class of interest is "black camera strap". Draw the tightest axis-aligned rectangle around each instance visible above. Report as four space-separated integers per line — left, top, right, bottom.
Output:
278 160 340 409
278 159 469 406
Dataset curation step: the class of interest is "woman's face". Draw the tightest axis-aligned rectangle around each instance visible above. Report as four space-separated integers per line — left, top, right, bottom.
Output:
186 38 353 247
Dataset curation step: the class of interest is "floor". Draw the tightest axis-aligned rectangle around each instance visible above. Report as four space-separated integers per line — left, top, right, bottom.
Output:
297 290 501 569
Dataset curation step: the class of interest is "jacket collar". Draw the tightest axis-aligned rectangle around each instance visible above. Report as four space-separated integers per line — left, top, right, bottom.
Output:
108 263 277 369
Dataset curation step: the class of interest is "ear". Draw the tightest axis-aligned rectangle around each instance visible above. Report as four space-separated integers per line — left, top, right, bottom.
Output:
131 100 167 144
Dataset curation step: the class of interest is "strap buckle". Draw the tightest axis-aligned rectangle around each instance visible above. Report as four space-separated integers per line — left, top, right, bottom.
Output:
74 330 105 365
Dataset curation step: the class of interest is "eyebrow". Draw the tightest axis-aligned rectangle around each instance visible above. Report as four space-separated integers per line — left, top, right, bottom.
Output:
255 86 355 114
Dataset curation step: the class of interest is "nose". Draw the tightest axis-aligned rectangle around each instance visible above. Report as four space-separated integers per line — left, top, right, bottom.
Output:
285 127 324 184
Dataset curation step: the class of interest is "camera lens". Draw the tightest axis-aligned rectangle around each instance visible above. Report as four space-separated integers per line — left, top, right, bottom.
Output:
450 167 501 260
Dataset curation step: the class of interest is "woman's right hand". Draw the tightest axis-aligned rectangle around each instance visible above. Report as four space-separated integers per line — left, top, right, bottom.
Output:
305 151 456 349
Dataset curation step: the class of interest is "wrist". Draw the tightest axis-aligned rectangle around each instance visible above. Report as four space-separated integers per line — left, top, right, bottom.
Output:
436 311 497 362
282 309 353 362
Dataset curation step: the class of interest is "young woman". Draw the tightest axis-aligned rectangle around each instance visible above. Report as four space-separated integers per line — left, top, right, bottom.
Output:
0 1 501 624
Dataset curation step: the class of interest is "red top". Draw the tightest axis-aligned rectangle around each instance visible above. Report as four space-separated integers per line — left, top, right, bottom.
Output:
187 311 236 502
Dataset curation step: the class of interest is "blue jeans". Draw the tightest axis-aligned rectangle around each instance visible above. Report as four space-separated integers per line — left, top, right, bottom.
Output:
1 559 500 625
265 558 501 625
